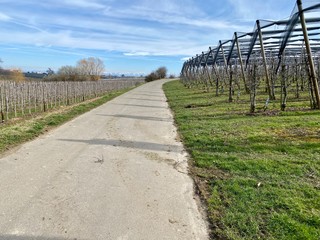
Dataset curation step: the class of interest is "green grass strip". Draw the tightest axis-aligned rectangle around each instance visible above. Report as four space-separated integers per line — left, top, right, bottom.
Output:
0 88 132 155
163 80 320 240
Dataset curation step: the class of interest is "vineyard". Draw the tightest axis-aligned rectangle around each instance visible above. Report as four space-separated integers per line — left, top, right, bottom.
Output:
181 0 320 112
0 79 144 122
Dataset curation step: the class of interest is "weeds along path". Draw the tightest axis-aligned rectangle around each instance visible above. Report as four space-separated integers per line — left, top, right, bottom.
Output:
0 79 208 240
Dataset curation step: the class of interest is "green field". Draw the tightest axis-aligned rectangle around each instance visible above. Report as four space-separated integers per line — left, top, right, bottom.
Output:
163 80 320 240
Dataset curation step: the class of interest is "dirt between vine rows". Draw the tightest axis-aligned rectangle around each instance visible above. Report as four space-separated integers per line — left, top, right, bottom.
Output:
0 79 209 240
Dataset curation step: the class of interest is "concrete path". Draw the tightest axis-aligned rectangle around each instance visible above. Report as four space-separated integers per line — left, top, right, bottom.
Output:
0 80 208 240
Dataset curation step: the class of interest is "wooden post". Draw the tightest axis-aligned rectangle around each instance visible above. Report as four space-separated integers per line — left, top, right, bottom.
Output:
256 20 275 100
281 64 288 111
194 56 200 85
297 0 320 109
202 51 212 91
234 32 249 93
0 86 4 122
220 41 228 73
229 66 233 102
205 49 212 82
185 63 192 87
250 64 257 113
213 64 220 96
199 52 209 90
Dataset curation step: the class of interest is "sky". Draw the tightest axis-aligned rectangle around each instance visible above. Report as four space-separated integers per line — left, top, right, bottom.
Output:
0 0 299 76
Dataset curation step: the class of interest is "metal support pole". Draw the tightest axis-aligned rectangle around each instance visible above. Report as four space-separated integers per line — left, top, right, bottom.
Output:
297 0 320 109
199 52 209 90
193 55 199 84
191 57 196 81
182 61 186 78
235 32 249 93
213 44 221 65
181 62 190 85
220 40 228 73
186 63 193 84
203 50 212 85
257 20 275 100
195 54 202 83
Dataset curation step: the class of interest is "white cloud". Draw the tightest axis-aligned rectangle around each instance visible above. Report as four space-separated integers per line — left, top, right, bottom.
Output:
0 12 11 21
180 57 191 61
0 1 226 57
226 0 293 22
133 0 202 16
103 4 240 30
63 0 106 9
124 52 151 56
0 0 296 63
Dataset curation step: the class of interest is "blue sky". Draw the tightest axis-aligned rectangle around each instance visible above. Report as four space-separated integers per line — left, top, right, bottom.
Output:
0 0 296 75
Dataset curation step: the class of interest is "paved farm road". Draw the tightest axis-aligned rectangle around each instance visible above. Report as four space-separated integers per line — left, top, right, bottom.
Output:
0 80 208 240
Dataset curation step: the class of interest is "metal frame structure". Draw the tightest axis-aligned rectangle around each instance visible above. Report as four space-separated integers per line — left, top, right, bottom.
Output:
181 0 320 109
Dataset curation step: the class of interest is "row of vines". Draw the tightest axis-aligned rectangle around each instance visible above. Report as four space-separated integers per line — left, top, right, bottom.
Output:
0 79 144 122
181 0 320 113
182 52 320 112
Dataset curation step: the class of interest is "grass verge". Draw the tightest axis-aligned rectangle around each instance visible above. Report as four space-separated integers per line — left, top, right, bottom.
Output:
163 80 320 240
0 88 132 155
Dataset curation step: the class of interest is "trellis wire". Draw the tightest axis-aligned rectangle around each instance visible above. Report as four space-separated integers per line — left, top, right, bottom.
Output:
181 0 320 112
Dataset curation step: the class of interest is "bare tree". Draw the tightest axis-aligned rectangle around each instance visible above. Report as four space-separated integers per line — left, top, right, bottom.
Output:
49 57 105 81
145 66 168 82
57 65 80 81
11 69 26 82
46 68 55 75
155 66 167 79
145 72 158 82
77 57 105 81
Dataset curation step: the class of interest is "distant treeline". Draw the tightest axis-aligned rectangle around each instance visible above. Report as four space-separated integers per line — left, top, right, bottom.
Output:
24 72 48 79
0 68 26 82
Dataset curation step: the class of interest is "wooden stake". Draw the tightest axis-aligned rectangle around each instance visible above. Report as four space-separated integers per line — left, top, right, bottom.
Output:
234 32 249 93
297 0 320 109
257 20 275 100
